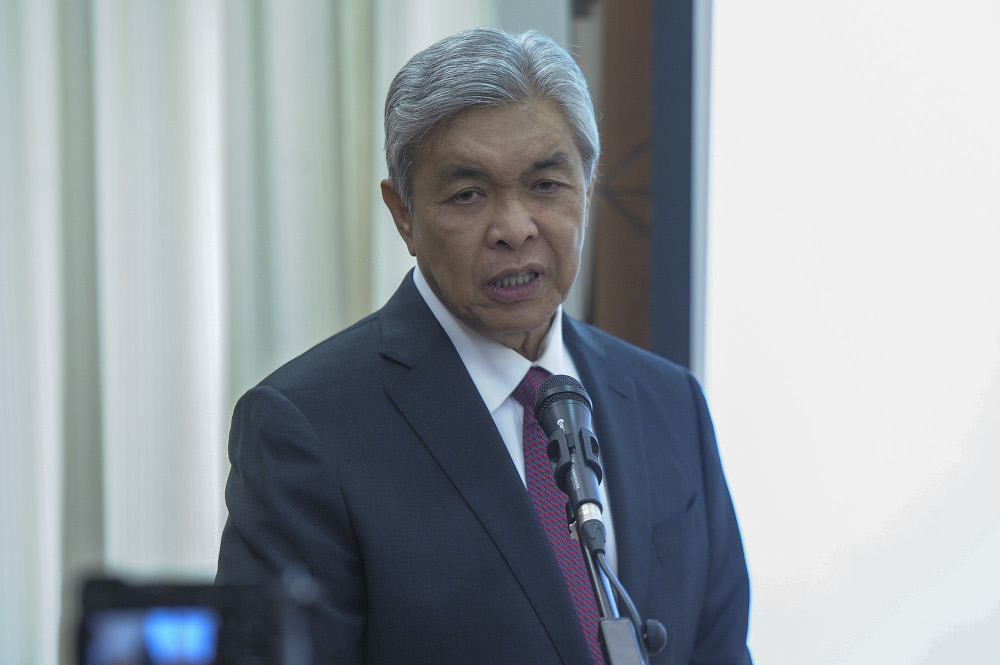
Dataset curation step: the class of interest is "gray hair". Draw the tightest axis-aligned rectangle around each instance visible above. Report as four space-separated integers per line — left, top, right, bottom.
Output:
384 27 600 210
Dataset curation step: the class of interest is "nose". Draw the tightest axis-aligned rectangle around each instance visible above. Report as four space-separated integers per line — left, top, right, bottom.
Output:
487 195 538 250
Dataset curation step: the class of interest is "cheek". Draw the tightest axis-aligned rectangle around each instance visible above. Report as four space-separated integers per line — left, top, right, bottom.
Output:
414 206 482 246
415 228 480 283
551 212 587 253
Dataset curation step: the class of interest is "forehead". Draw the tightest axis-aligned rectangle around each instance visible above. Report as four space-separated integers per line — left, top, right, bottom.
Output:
413 100 584 181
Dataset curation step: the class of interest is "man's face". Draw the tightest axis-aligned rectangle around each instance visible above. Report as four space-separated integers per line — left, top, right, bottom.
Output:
381 100 593 359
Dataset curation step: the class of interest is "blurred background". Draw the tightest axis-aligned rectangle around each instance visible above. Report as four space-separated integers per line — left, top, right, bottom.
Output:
1 0 997 663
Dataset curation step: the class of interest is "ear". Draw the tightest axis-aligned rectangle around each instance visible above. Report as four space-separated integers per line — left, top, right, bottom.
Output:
381 179 417 257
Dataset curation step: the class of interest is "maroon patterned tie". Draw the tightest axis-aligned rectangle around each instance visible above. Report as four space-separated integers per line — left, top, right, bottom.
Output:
513 367 605 665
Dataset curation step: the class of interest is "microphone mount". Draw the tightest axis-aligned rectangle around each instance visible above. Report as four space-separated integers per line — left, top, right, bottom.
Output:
534 375 667 665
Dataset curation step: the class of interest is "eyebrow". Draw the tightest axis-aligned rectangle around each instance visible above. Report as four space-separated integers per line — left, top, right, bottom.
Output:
434 152 575 183
530 152 574 174
434 164 490 182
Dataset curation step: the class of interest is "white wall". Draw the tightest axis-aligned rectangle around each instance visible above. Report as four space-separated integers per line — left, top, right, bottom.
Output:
706 2 1000 663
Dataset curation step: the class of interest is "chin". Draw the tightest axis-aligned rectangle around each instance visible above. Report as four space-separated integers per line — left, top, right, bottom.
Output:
493 313 555 337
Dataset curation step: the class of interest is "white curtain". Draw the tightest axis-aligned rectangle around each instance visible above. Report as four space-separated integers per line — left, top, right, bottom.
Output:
0 0 502 662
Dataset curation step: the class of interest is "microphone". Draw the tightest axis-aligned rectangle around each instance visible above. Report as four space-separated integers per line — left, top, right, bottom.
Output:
534 375 669 658
533 374 607 555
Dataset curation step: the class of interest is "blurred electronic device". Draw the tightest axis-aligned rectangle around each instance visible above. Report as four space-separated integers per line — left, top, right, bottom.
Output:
76 571 317 665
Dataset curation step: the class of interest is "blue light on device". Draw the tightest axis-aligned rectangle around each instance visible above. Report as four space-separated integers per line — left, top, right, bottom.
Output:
143 607 221 663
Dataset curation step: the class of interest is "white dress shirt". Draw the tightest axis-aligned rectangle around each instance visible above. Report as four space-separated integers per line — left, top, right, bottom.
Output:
412 268 618 573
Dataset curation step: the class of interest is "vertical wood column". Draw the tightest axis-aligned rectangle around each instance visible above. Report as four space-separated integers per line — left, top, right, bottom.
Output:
589 0 653 348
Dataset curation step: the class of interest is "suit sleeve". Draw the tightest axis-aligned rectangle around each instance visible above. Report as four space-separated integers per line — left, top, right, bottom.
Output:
686 373 753 665
216 385 366 664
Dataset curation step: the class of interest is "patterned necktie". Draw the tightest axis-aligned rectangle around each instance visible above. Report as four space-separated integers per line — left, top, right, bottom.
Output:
513 367 605 665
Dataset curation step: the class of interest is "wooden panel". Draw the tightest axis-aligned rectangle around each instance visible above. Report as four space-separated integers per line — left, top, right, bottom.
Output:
589 0 652 348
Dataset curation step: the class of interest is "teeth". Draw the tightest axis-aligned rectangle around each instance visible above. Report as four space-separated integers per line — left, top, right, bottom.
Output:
495 271 537 288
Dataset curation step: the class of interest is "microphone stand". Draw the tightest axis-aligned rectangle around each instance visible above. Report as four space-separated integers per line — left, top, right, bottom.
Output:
534 375 666 664
567 479 667 665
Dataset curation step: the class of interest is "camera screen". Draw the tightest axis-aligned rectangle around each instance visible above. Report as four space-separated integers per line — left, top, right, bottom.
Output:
82 606 222 665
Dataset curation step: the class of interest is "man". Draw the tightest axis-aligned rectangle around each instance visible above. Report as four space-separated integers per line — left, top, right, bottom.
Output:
217 27 751 664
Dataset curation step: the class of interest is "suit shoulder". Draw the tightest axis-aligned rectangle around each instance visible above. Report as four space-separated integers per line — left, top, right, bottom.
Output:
568 318 695 385
257 313 383 396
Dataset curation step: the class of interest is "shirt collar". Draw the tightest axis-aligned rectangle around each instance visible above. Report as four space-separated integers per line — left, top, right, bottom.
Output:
412 267 576 414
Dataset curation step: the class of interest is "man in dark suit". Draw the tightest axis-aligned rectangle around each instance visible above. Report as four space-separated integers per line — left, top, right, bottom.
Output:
217 27 751 664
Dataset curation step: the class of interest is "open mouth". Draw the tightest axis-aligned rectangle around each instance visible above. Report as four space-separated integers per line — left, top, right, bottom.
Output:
492 271 539 288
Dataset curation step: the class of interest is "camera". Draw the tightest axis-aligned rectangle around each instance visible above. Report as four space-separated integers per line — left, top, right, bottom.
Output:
77 572 317 665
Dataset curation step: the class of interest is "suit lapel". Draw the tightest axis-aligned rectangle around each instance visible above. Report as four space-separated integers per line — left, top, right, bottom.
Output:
563 316 653 611
377 276 592 664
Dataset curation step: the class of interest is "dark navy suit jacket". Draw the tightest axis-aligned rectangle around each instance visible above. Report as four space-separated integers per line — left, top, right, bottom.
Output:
217 273 751 664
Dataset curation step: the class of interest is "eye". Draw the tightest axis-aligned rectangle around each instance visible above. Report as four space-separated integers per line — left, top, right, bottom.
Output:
533 180 562 194
450 189 484 204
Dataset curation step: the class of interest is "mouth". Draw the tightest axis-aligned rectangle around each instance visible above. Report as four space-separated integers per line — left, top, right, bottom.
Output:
491 270 539 288
486 268 543 301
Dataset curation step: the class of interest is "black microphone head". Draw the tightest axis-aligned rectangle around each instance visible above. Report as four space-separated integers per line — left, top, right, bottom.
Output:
533 374 591 419
533 374 592 437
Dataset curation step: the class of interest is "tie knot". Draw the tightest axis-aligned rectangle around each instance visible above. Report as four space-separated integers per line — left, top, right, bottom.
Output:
512 366 550 409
